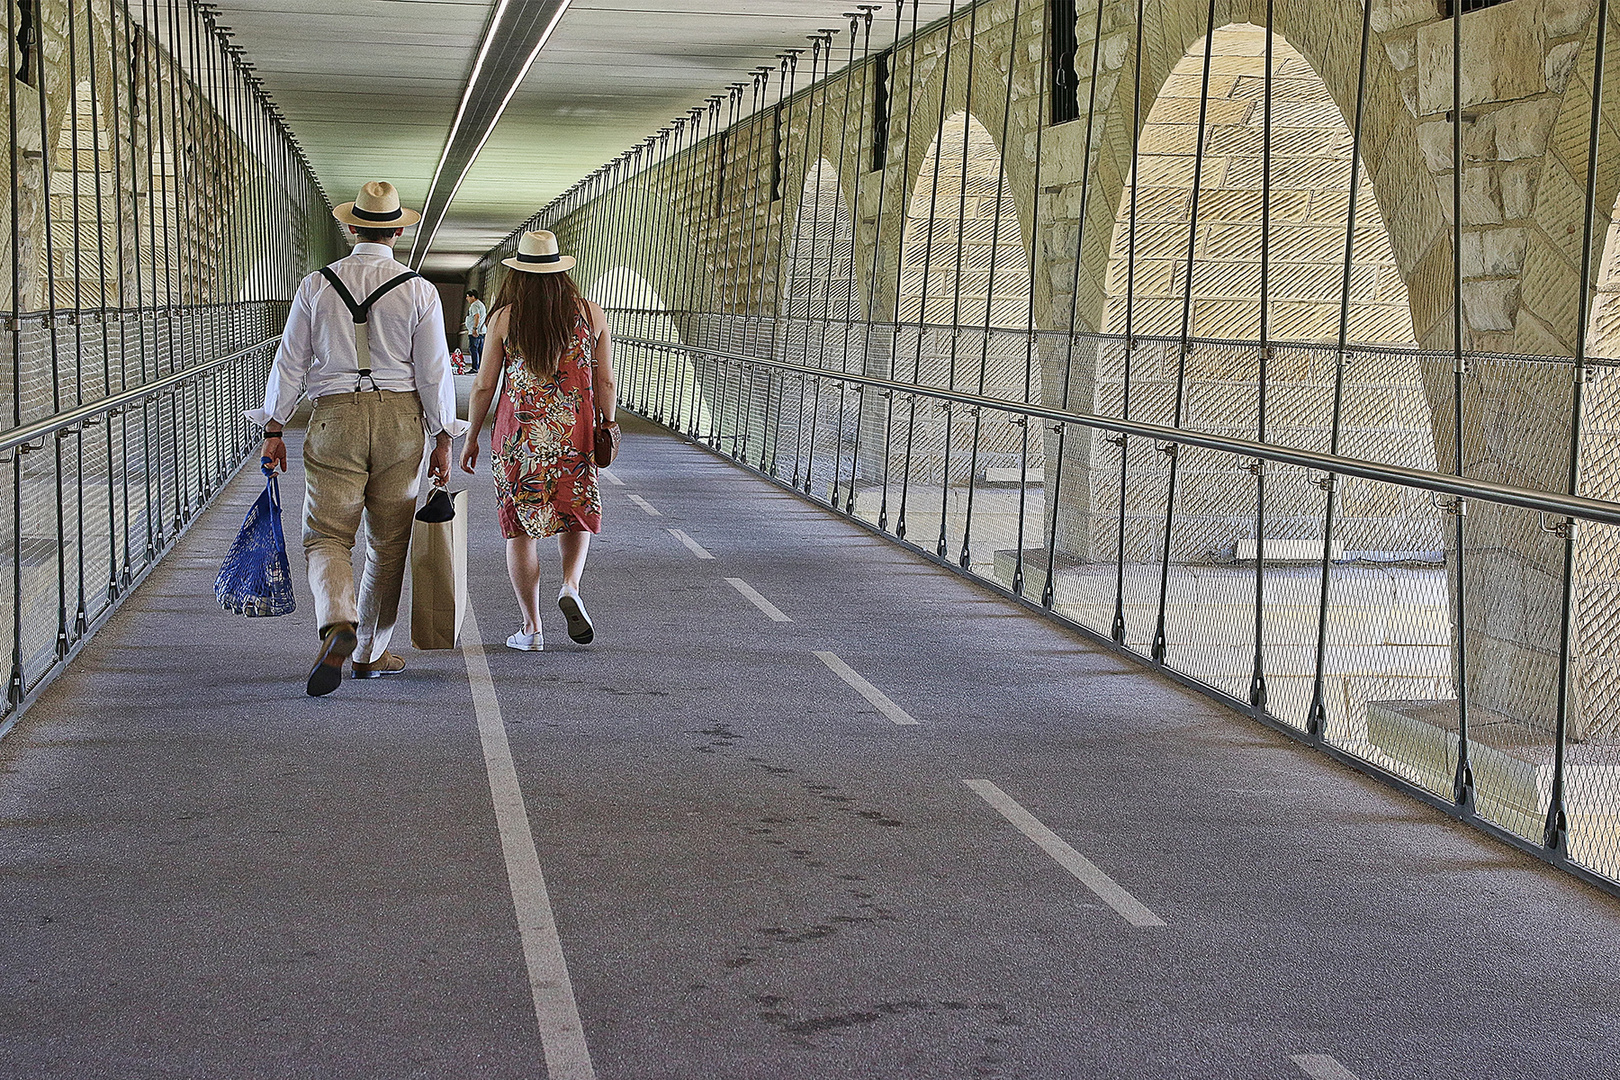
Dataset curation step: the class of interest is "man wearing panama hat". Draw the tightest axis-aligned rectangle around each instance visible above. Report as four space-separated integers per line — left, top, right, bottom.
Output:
249 180 468 696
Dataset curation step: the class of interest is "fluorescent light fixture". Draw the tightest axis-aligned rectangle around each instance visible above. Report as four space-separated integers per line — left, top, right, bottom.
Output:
417 0 572 266
409 0 514 263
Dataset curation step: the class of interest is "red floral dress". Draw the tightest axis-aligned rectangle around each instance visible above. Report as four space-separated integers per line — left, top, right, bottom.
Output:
491 309 602 538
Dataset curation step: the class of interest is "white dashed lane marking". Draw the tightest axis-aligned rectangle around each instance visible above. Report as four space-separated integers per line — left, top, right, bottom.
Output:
964 780 1166 928
725 578 792 622
667 528 714 559
814 651 920 726
1291 1055 1360 1080
625 493 660 516
460 604 596 1079
601 470 625 487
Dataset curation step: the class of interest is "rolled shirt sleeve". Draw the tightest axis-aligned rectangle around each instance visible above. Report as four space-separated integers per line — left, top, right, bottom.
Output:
245 277 316 428
414 290 469 438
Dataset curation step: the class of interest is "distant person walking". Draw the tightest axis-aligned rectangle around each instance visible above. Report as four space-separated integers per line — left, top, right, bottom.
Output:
251 181 467 696
465 289 487 372
459 231 617 652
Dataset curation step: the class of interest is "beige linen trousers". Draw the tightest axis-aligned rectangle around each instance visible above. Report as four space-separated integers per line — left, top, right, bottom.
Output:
302 389 426 663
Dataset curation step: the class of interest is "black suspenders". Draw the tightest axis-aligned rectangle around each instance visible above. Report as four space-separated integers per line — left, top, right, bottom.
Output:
317 266 419 389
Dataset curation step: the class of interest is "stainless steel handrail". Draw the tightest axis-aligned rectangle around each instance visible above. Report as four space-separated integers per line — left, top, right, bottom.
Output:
0 337 279 456
621 333 1620 528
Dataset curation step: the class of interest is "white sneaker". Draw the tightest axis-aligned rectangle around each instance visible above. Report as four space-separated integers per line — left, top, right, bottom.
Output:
558 585 594 644
505 630 543 651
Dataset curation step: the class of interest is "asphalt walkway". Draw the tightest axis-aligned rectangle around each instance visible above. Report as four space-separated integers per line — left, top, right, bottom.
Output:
1 414 1617 1079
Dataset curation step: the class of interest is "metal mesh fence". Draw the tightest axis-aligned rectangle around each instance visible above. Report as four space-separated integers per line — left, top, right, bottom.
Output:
1 0 337 720
618 320 1620 893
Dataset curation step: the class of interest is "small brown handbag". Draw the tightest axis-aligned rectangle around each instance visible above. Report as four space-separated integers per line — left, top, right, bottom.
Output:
594 416 621 467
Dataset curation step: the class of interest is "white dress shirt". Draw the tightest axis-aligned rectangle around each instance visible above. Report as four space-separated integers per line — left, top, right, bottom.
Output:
247 243 469 438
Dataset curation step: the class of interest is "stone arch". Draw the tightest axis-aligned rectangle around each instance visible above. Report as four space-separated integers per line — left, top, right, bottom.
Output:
1088 22 1434 509
898 111 1036 385
1062 0 1438 350
1098 24 1415 346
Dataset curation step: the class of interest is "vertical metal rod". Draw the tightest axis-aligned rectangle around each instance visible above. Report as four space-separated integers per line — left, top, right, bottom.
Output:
648 128 678 416
896 0 960 543
1043 0 1109 610
1249 1 1274 719
1010 0 1049 598
935 0 981 560
697 96 726 437
767 52 801 474
67 0 89 642
107 0 134 594
719 84 747 451
872 0 912 531
799 31 839 494
1109 0 1146 645
692 104 718 437
34 0 70 663
1148 0 1217 665
960 0 1023 573
673 110 705 431
159 0 185 532
7 0 25 704
1305 0 1376 740
1545 0 1609 853
831 9 871 515
131 0 158 566
738 72 773 462
791 33 831 491
659 119 691 424
145 0 173 545
1443 0 1475 806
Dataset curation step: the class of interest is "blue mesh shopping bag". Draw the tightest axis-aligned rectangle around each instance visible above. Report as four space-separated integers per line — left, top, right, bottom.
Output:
215 473 297 617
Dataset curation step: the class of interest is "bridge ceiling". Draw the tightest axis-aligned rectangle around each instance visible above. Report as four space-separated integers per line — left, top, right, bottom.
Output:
209 0 956 276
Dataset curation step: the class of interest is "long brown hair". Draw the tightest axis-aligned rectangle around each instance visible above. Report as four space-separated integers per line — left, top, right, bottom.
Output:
495 269 583 379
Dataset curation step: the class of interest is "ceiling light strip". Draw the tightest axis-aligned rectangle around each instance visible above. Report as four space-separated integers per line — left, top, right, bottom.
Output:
417 0 572 266
409 0 516 263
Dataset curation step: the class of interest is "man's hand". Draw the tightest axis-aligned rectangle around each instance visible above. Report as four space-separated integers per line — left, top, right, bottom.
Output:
428 436 452 486
261 435 287 475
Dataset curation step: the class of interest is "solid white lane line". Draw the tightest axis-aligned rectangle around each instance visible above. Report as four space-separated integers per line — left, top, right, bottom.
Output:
601 470 625 487
667 528 715 560
625 493 660 516
462 604 596 1080
725 578 792 622
814 651 920 726
963 779 1166 928
1290 1055 1360 1080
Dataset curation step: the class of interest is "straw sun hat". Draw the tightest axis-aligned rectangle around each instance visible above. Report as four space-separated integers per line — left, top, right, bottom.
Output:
332 181 422 229
502 230 576 274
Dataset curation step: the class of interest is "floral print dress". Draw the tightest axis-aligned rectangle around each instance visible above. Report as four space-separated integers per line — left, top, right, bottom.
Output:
491 308 601 538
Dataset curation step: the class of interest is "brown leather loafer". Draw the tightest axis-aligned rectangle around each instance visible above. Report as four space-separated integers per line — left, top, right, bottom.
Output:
307 622 358 697
353 651 406 679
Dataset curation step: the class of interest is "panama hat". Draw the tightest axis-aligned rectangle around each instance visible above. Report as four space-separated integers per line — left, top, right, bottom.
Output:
332 181 421 229
502 230 576 274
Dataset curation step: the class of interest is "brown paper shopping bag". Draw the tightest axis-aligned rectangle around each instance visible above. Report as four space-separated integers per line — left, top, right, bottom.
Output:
410 489 468 649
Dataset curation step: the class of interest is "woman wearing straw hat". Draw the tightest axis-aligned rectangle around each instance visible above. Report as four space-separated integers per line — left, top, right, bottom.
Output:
460 231 618 651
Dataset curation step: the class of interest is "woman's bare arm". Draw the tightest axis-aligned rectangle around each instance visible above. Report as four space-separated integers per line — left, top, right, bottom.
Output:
589 300 617 423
